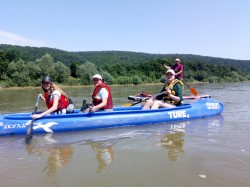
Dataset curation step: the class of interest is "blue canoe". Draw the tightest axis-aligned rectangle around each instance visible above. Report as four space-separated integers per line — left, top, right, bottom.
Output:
0 98 224 136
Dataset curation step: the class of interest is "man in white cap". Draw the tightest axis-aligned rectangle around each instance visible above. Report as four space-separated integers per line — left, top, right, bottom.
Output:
164 58 184 80
84 74 113 112
142 69 183 109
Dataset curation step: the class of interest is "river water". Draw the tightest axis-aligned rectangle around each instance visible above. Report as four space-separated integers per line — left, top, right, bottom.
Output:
0 82 249 187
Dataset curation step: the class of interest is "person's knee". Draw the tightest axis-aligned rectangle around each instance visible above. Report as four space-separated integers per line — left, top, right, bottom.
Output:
147 100 154 105
151 100 161 109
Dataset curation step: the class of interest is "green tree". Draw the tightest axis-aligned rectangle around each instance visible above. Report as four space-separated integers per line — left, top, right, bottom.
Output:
35 53 55 77
132 75 142 85
26 61 42 85
7 60 31 86
53 61 71 83
70 61 81 78
76 61 98 85
4 48 22 63
101 71 114 84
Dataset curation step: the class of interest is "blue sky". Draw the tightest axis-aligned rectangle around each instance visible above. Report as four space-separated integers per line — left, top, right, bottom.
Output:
1 0 250 60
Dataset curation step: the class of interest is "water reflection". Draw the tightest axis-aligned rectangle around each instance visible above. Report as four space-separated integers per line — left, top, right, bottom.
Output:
20 115 224 175
24 132 131 174
155 115 224 161
157 122 187 161
26 133 73 176
83 136 132 173
89 142 114 173
44 146 73 175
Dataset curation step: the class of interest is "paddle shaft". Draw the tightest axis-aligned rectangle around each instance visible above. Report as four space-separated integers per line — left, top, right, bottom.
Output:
25 95 40 144
129 91 167 106
181 80 198 96
127 80 198 106
129 94 210 102
183 95 211 99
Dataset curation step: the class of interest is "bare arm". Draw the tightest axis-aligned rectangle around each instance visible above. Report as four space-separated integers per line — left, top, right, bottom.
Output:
32 94 59 119
163 64 171 69
175 68 183 76
39 93 45 102
91 97 108 112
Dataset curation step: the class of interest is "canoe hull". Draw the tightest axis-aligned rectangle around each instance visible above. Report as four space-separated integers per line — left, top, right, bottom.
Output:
0 98 224 136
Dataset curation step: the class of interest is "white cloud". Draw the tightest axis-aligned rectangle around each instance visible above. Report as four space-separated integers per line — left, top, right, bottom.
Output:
0 30 47 47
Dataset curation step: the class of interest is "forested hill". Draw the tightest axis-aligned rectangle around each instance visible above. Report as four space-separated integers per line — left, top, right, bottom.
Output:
0 44 250 73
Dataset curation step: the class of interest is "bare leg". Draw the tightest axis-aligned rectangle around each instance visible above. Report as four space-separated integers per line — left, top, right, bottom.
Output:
142 99 154 110
151 100 176 109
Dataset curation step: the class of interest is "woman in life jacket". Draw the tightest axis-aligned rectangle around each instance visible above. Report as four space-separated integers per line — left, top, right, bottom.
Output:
83 74 113 113
31 76 70 119
142 69 183 110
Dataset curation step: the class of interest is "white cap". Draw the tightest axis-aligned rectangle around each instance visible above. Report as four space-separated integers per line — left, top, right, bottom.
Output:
166 69 176 75
175 58 181 62
92 74 102 80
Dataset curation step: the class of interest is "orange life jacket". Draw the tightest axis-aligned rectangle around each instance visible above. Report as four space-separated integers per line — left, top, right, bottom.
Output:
92 83 113 110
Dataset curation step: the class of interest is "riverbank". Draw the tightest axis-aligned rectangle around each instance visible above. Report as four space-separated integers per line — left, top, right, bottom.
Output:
0 81 211 90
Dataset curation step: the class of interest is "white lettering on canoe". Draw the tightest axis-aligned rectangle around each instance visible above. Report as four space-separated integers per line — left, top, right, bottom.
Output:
206 103 220 109
3 123 26 129
2 121 57 133
168 110 189 119
3 120 32 129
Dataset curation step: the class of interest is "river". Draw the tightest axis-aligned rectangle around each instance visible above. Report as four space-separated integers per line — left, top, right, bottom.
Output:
0 82 249 187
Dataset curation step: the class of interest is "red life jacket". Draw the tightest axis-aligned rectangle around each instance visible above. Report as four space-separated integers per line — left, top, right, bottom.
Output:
92 83 113 110
44 91 69 112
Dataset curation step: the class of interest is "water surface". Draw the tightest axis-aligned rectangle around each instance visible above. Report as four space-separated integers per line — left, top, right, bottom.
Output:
0 82 249 187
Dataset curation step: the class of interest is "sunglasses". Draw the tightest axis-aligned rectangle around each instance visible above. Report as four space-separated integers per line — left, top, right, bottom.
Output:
42 81 50 84
166 73 174 76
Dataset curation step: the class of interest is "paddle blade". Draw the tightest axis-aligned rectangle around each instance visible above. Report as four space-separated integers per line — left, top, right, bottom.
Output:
25 134 33 144
123 103 133 106
25 121 34 144
25 94 40 144
190 87 198 96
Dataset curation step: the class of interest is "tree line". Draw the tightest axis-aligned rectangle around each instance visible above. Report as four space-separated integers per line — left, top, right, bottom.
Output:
1 44 250 73
0 46 250 87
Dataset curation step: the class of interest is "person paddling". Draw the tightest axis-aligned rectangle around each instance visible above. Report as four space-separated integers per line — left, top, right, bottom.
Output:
31 76 71 119
164 58 184 80
142 69 183 110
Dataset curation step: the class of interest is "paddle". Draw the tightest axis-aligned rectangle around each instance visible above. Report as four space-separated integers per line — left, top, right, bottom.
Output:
183 95 210 99
124 91 167 107
181 80 198 96
128 94 211 101
124 80 198 106
25 94 40 144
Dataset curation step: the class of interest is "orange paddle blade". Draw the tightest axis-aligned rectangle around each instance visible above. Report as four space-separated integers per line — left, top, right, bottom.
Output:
190 87 198 96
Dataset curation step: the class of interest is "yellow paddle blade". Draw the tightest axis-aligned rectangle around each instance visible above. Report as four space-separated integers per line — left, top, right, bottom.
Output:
123 103 133 106
190 87 198 96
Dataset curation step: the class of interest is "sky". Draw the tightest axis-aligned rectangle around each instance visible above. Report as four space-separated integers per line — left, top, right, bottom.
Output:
1 0 250 60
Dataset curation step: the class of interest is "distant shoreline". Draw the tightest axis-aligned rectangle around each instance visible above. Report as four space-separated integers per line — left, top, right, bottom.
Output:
0 81 211 90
